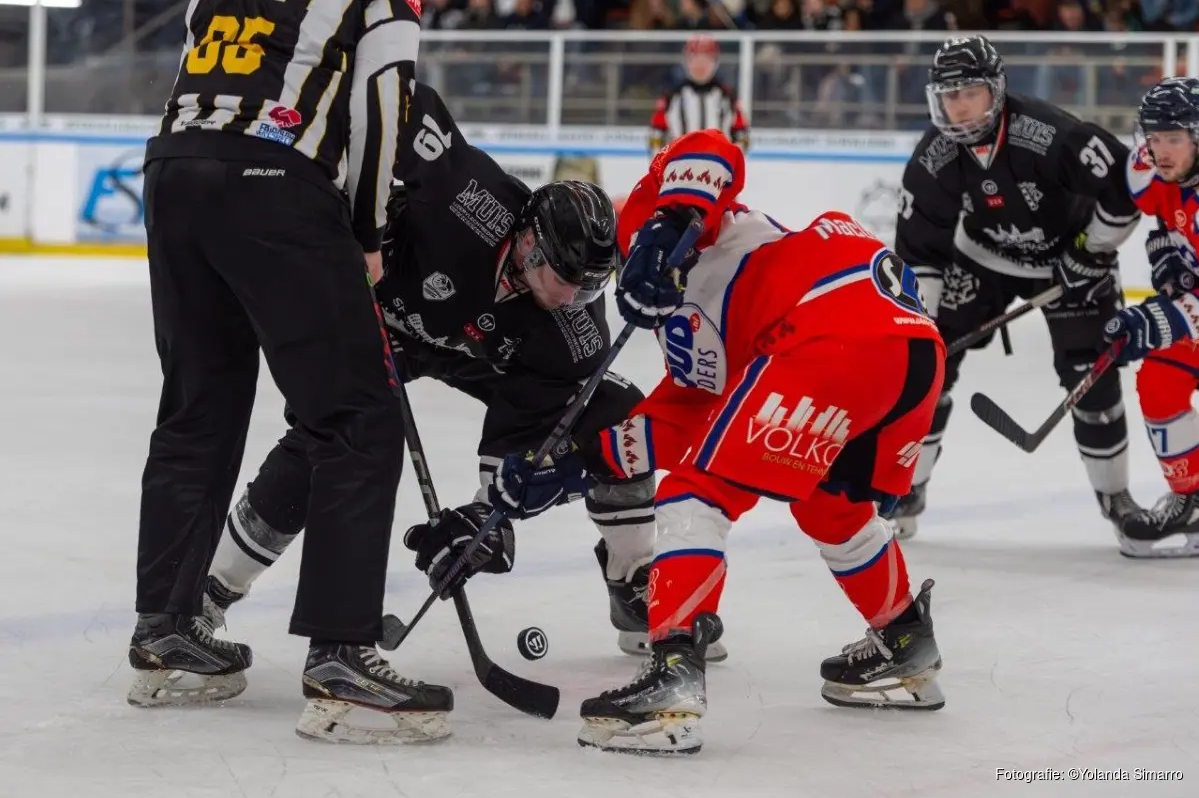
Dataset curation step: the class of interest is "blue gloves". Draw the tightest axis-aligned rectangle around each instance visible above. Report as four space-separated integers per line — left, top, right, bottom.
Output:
1103 295 1193 364
1053 233 1114 305
1147 229 1197 295
489 446 589 520
615 209 697 329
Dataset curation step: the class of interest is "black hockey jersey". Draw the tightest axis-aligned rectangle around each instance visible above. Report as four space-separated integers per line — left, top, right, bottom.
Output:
895 93 1141 282
377 82 609 384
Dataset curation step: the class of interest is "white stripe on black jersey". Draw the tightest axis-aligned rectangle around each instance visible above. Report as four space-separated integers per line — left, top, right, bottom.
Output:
662 83 737 140
155 0 420 248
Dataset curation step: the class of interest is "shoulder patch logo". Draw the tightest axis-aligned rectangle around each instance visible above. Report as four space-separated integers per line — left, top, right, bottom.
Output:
422 271 455 301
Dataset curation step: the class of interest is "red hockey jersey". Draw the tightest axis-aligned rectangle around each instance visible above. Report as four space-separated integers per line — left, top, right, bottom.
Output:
618 129 941 398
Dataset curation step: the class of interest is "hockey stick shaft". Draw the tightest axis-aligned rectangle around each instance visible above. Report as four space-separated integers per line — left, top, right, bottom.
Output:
386 377 559 718
389 211 705 645
945 283 1063 356
970 342 1120 452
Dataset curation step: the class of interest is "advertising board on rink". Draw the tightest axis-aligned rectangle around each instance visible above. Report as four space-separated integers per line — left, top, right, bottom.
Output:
0 114 1156 293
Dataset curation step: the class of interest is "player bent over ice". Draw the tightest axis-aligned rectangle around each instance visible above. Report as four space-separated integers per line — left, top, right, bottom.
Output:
491 130 948 755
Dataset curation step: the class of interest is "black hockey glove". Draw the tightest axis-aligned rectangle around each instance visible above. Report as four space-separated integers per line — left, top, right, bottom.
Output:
615 207 700 329
1054 233 1115 305
403 502 515 598
489 446 589 520
1147 229 1197 296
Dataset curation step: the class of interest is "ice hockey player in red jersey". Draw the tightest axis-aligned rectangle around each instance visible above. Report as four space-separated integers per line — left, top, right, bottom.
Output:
492 129 948 755
1101 76 1199 558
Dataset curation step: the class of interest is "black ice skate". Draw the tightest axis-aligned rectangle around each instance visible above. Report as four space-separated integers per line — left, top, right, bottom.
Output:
881 482 927 540
127 612 252 707
578 613 722 756
1115 491 1199 559
820 579 944 710
1097 489 1143 532
296 643 453 744
595 541 727 662
198 575 245 637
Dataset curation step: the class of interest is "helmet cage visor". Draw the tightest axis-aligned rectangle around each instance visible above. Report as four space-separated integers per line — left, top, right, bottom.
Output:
925 75 1005 145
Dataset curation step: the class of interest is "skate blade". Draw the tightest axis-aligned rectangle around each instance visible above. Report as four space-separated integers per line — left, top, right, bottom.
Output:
821 664 945 711
1116 532 1199 559
127 668 247 707
577 712 702 755
617 632 728 663
295 699 451 745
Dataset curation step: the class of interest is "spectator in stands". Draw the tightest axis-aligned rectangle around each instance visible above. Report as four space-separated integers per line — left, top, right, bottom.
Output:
1140 0 1199 31
502 0 555 27
425 0 503 29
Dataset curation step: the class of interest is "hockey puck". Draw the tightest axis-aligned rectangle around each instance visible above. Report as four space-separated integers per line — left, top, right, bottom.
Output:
517 626 548 660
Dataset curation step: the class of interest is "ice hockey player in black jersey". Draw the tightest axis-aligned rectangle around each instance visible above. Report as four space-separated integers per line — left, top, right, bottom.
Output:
889 35 1143 540
199 82 728 741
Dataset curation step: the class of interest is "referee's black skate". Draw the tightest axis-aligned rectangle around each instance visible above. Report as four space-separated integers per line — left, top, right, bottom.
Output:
578 613 721 756
296 642 453 744
596 541 727 662
1115 491 1199 558
127 612 252 707
820 579 944 710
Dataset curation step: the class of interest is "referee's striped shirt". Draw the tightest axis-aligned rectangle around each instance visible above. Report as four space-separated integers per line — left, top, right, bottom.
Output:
147 0 421 251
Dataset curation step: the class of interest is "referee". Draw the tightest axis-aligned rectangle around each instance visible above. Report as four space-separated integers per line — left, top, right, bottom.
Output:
128 0 455 743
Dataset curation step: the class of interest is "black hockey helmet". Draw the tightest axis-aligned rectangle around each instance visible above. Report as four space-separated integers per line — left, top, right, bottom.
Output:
1139 77 1199 134
510 180 617 305
925 35 1007 145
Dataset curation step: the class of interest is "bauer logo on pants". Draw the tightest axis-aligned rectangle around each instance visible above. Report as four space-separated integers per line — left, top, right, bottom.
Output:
746 393 849 474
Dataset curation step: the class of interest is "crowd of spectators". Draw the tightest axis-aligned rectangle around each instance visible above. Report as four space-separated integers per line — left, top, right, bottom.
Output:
0 0 1190 124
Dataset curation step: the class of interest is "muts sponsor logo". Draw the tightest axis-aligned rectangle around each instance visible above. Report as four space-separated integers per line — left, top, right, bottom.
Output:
658 305 726 395
747 392 850 474
919 134 958 176
451 179 515 247
1007 113 1056 155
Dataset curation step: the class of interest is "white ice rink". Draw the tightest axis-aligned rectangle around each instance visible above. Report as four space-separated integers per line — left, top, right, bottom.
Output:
1 257 1195 798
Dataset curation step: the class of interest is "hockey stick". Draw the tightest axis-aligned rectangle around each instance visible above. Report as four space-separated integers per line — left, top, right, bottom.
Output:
945 283 1064 356
969 341 1122 453
384 378 560 720
378 210 705 652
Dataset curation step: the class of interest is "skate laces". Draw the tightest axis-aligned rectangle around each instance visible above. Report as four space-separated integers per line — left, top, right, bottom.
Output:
843 629 892 665
1150 492 1188 525
188 616 239 653
198 594 227 635
359 647 425 688
601 652 663 697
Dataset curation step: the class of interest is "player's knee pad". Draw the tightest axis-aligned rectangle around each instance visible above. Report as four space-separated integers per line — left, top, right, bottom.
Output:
210 488 300 594
1058 356 1123 411
791 489 876 546
587 472 656 578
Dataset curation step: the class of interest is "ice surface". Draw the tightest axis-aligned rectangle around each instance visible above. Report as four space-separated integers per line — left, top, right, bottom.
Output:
0 257 1195 798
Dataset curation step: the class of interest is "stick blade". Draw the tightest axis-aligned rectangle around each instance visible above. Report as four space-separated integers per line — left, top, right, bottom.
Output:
969 392 1042 452
478 663 560 719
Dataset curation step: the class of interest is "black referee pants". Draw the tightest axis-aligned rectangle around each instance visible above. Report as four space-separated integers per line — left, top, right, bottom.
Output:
135 155 403 644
